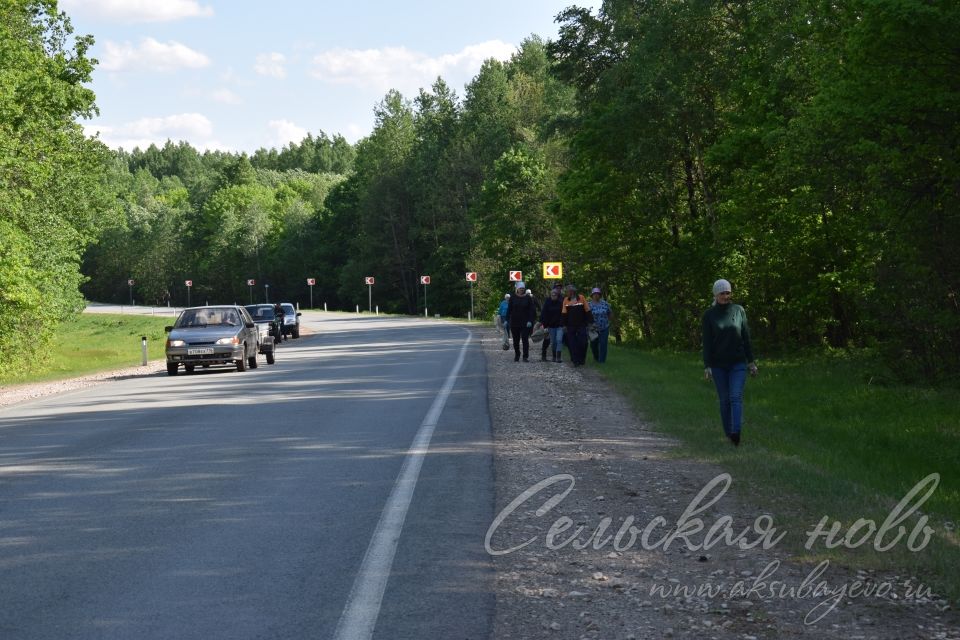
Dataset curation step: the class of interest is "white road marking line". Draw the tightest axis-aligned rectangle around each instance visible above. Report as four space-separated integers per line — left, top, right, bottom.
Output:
332 332 472 640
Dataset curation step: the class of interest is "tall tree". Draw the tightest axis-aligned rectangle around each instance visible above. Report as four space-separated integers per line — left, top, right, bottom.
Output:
0 0 114 373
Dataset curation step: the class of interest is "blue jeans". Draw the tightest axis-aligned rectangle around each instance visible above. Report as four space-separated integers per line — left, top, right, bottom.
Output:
590 328 609 363
711 363 747 436
548 327 564 354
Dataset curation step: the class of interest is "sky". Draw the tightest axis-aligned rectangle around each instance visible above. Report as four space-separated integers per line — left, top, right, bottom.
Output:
62 0 591 153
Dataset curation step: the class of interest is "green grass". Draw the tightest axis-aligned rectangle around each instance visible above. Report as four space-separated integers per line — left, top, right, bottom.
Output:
0 314 172 386
596 344 960 601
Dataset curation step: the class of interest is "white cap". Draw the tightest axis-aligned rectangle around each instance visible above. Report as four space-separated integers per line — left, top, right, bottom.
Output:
712 279 732 295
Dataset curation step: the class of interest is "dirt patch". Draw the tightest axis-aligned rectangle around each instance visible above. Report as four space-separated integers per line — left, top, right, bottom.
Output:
483 328 959 639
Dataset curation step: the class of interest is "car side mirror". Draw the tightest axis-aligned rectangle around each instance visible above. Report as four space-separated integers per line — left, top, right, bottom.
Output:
296 312 302 317
164 326 173 332
245 322 255 328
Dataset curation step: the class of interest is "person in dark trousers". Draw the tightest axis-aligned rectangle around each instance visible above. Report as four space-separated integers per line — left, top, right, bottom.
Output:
562 284 592 367
272 303 285 343
507 281 537 362
540 285 565 362
702 279 759 446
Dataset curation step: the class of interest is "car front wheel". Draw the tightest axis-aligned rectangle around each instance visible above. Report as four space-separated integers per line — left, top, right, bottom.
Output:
167 363 178 376
236 355 247 372
266 351 275 365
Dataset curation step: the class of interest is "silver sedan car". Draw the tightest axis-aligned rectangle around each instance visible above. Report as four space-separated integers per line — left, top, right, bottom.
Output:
165 305 261 375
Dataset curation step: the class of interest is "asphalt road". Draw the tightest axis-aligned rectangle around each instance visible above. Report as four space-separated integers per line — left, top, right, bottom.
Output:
0 314 494 639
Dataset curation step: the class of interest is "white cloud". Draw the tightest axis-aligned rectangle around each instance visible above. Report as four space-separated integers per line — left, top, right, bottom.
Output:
100 38 210 73
345 123 367 143
61 0 213 23
309 40 516 94
84 113 227 151
254 53 287 79
268 120 308 147
210 88 242 104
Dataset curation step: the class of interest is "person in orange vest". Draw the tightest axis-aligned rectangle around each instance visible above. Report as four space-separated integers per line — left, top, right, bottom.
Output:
561 284 593 367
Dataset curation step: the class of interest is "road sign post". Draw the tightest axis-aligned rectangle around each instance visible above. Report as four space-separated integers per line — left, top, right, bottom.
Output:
185 280 192 306
420 275 431 317
466 272 478 320
264 283 270 304
307 278 316 309
365 277 375 312
128 278 135 306
247 279 255 304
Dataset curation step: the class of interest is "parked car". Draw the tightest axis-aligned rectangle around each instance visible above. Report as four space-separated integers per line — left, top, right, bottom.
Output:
165 305 262 375
245 304 284 345
280 303 301 338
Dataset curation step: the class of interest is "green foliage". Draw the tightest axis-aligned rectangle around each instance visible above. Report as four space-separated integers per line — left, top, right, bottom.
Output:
0 0 114 375
49 0 959 381
548 0 960 380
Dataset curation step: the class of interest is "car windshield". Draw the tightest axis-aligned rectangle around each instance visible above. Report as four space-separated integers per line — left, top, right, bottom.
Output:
282 304 295 314
176 308 240 328
246 306 275 321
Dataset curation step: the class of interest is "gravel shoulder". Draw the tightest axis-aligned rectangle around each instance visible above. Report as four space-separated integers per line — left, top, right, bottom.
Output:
481 327 959 640
0 361 168 409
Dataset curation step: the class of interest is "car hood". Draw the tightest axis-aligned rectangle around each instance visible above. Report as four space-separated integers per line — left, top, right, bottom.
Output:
168 326 243 343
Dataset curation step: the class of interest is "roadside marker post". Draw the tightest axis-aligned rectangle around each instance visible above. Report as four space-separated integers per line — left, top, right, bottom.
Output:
365 276 375 312
307 278 316 309
420 275 431 317
465 272 477 320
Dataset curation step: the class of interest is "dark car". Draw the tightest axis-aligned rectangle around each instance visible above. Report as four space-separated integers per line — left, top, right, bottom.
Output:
165 305 261 375
245 304 284 344
280 303 301 338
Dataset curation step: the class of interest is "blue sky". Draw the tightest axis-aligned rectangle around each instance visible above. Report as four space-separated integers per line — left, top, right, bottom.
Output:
63 0 590 153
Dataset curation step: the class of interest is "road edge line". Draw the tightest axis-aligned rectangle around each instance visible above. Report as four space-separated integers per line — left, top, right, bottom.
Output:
332 331 473 640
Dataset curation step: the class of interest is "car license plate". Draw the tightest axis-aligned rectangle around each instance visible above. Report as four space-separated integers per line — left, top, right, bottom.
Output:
187 347 214 355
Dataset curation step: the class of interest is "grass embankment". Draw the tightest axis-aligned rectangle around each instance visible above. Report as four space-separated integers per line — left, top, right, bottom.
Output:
597 345 960 601
0 313 171 386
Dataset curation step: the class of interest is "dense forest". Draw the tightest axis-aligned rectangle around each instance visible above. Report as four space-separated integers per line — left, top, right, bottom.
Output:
2 0 958 382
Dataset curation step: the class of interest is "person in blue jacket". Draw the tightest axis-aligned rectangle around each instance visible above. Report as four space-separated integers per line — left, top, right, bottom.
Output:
497 294 510 349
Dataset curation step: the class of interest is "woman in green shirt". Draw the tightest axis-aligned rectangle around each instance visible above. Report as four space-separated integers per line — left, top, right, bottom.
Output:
702 279 758 446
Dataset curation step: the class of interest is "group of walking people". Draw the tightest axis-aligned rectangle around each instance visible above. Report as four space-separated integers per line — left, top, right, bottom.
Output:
496 282 613 368
495 276 760 448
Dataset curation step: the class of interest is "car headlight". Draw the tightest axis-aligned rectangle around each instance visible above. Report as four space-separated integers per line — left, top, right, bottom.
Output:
216 336 240 345
166 339 185 347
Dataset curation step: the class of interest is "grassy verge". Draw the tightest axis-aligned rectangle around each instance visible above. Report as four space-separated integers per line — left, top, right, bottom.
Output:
596 344 960 601
0 314 172 386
